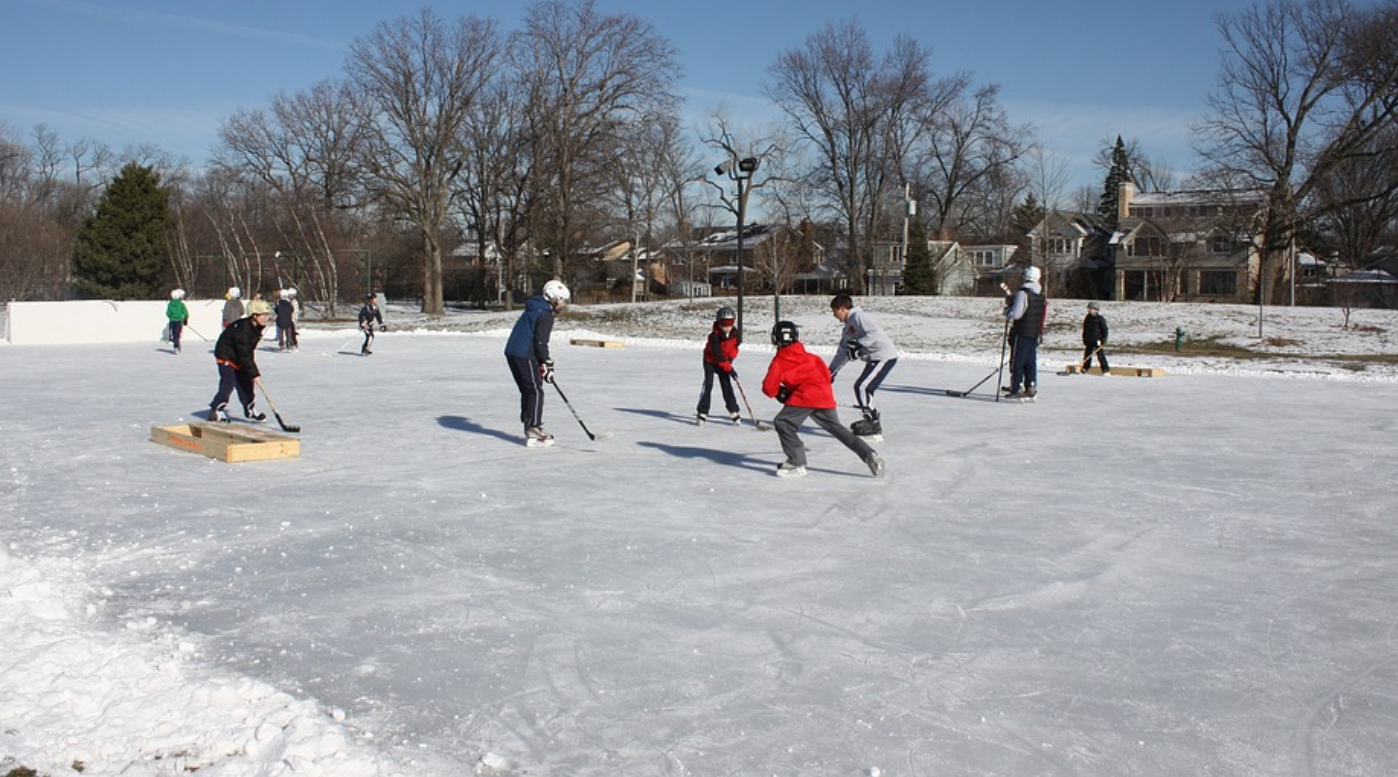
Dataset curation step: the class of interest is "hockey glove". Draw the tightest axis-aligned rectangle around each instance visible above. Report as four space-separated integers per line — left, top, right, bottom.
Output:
541 360 555 384
381 324 388 332
843 338 861 359
776 386 792 404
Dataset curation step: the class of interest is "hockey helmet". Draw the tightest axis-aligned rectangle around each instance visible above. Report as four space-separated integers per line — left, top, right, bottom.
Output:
170 288 185 300
1022 265 1041 283
771 320 800 347
247 299 273 316
715 306 736 324
543 279 571 304
227 286 242 300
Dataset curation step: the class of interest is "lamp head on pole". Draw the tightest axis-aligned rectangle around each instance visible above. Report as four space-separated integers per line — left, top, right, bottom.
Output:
738 157 759 174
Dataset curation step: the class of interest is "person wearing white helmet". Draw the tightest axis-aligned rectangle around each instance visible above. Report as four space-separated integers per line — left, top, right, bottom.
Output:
504 279 570 446
208 299 272 423
1003 265 1046 399
165 288 189 354
222 286 244 328
274 289 296 351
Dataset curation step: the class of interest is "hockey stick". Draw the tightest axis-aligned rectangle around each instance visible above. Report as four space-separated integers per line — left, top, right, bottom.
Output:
946 319 1012 399
185 324 209 342
550 378 613 441
730 373 772 431
256 381 301 433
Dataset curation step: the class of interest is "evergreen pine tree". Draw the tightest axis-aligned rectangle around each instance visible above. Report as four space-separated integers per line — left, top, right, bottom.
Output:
72 163 170 299
1010 193 1044 266
899 214 937 295
1096 135 1130 230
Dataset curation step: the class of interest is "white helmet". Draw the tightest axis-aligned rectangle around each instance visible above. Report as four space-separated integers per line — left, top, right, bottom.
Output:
228 286 242 299
171 288 185 300
287 287 297 297
1022 266 1041 283
542 279 571 304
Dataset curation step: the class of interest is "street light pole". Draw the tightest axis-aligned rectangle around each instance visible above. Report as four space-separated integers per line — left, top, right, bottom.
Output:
716 156 760 342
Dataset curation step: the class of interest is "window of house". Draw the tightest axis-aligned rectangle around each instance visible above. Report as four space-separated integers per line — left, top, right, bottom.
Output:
1129 237 1163 257
1200 270 1237 296
1047 237 1070 255
972 250 997 267
1211 235 1231 254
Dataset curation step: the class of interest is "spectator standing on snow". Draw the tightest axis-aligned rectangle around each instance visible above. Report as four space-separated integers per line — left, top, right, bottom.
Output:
358 294 384 355
762 320 885 480
274 290 296 351
208 299 271 423
166 288 189 354
504 280 570 447
1004 266 1046 399
221 287 244 328
696 306 741 425
1080 301 1110 374
827 293 899 438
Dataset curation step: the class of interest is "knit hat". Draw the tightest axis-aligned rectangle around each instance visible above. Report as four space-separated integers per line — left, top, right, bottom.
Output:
1022 266 1041 283
1087 301 1100 310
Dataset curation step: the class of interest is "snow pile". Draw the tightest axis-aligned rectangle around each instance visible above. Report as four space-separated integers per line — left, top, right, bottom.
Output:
0 545 389 777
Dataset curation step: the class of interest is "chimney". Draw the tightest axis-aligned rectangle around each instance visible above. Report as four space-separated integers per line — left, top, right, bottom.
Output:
1117 180 1135 222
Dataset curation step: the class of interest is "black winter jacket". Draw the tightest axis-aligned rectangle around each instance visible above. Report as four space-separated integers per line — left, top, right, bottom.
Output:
214 317 265 378
1082 313 1108 346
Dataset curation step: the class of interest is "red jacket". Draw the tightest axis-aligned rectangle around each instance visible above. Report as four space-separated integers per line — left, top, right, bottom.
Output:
703 323 739 371
762 342 836 409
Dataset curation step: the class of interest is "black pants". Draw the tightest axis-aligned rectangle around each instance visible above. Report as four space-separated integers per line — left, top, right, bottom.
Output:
1081 344 1109 372
506 355 545 428
210 362 255 415
697 363 739 415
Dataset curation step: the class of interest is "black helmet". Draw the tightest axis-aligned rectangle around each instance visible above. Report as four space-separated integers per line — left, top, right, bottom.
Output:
715 306 736 323
771 320 800 347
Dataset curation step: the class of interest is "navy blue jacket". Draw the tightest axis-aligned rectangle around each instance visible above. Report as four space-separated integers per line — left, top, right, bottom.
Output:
504 295 555 362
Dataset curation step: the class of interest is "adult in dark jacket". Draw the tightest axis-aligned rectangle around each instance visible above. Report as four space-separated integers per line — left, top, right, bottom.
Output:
1004 266 1046 399
208 300 271 422
696 306 741 424
274 291 296 351
1080 301 1110 374
761 320 885 479
504 280 569 446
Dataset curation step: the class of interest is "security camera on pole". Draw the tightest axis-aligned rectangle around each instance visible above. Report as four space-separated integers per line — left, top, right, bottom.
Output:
712 156 760 343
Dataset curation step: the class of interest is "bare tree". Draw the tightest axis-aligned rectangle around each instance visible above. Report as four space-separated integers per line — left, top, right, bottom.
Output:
347 8 502 316
456 74 537 309
766 20 930 293
512 0 680 286
915 82 1031 239
1195 0 1398 307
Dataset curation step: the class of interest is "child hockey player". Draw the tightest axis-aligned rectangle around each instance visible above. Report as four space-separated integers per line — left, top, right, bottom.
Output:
762 320 885 480
221 286 244 328
208 299 271 423
505 279 569 447
358 293 385 355
1080 301 1110 374
696 306 741 425
165 288 188 353
827 293 899 439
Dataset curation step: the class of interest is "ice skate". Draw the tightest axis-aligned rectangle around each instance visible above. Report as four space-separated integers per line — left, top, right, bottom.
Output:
525 425 555 447
776 461 807 479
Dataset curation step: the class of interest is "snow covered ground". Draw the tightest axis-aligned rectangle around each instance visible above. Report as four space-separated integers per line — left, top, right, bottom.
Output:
2 295 1397 776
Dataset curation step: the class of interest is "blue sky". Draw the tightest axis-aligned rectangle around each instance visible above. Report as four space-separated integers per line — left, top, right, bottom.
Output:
2 0 1263 193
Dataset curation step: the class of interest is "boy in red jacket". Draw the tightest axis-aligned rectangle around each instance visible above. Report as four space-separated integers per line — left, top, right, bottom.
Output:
697 306 741 424
761 320 886 479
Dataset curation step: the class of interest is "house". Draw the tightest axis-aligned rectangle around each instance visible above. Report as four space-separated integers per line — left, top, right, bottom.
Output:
1111 182 1267 303
1026 211 1114 298
684 223 834 296
959 243 1019 296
